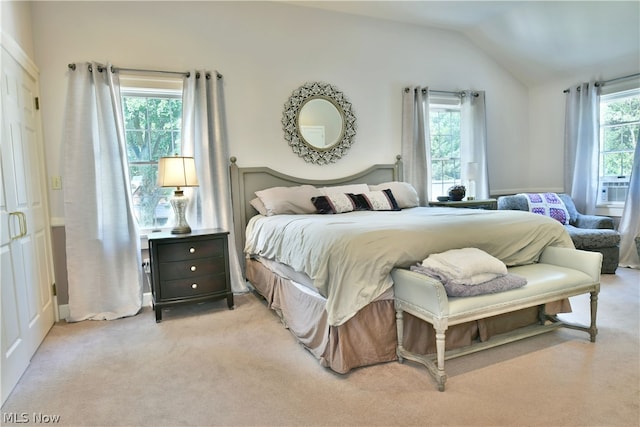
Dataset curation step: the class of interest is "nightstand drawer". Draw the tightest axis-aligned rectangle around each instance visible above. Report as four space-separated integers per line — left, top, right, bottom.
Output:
159 257 225 281
160 273 228 300
157 239 224 262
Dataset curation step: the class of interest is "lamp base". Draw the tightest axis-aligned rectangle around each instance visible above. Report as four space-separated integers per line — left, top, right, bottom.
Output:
466 179 476 201
170 190 192 235
171 225 192 235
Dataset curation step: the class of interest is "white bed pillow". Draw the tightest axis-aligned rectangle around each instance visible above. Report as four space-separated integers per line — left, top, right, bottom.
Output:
320 184 370 197
255 185 322 216
249 197 268 216
369 182 419 208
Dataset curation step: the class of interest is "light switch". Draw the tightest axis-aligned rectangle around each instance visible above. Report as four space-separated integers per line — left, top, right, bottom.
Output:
52 176 62 190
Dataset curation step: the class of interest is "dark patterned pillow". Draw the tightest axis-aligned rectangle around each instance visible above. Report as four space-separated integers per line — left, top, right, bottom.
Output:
347 193 372 211
347 189 401 211
311 194 355 214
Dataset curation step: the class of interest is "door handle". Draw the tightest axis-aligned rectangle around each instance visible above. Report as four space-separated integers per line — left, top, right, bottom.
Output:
18 212 27 237
9 211 27 240
9 212 20 240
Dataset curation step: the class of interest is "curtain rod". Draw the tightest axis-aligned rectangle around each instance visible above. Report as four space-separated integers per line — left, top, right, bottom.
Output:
404 87 479 97
67 63 223 79
562 72 640 93
431 89 479 98
115 66 190 77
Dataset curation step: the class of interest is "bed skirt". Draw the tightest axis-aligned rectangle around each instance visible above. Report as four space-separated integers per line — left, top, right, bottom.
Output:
246 258 570 374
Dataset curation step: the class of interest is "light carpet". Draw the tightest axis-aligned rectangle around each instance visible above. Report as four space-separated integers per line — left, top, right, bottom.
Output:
2 268 638 426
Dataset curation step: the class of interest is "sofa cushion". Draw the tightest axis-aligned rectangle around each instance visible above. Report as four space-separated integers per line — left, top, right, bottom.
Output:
565 225 621 249
497 195 529 211
557 194 580 224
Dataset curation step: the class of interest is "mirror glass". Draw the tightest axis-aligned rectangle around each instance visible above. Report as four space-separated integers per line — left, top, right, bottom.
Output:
282 82 357 165
298 98 344 149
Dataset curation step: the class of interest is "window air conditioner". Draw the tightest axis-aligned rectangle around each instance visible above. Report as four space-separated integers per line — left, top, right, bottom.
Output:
599 177 629 203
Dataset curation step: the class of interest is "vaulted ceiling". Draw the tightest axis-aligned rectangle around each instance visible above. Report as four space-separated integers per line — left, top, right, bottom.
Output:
286 1 640 86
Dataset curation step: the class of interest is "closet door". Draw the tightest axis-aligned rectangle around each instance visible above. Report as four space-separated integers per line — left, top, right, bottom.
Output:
1 43 55 405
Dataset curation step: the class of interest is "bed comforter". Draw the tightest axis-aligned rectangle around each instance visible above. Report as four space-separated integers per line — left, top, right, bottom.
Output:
244 207 574 326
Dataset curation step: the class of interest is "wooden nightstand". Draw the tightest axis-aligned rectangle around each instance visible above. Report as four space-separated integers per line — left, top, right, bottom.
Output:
428 198 498 210
148 228 234 322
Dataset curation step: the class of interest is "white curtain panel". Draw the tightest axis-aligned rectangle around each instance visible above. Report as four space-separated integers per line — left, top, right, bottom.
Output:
62 62 143 321
182 71 247 293
564 82 599 214
460 91 490 199
618 140 640 268
401 87 431 205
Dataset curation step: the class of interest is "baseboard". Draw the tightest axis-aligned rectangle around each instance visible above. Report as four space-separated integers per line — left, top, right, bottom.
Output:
142 291 153 308
58 303 69 321
57 292 153 321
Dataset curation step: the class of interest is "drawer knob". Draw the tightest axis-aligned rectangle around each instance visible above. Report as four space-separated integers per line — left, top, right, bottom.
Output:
190 265 197 272
189 247 196 254
191 283 198 289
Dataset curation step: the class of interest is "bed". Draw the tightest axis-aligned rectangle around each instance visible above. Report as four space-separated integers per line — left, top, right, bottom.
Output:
230 156 574 373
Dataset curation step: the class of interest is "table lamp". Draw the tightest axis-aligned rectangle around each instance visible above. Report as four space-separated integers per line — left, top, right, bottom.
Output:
465 162 478 200
157 155 199 234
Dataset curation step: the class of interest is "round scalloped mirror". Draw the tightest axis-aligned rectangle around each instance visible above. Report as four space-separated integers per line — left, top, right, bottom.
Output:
282 82 356 164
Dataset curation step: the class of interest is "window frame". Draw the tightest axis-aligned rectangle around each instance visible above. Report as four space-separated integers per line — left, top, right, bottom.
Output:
596 86 639 213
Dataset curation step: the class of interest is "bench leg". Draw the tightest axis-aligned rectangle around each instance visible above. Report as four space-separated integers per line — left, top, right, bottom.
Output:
537 304 546 325
589 291 599 343
395 309 405 363
435 329 447 392
395 306 448 391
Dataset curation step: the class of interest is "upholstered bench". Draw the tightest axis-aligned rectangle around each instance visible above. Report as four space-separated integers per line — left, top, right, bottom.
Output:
392 246 602 391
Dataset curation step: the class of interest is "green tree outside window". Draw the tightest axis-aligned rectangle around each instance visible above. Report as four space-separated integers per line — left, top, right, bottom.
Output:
123 95 183 229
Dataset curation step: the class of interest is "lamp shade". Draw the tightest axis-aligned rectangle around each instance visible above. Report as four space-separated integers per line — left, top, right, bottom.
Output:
157 156 199 188
465 162 478 181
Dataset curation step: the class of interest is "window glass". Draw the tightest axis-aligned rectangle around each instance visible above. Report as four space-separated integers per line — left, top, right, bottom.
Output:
430 99 461 198
122 82 183 231
598 88 639 205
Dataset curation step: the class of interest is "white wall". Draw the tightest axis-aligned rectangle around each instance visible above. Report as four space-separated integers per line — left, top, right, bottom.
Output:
31 1 539 222
1 1 35 58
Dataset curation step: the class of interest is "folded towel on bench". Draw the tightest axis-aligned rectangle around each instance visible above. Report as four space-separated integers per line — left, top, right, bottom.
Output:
420 247 508 286
409 264 528 297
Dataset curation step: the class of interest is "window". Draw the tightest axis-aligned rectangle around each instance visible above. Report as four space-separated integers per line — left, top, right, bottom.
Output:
597 88 639 206
121 78 183 231
429 95 461 198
